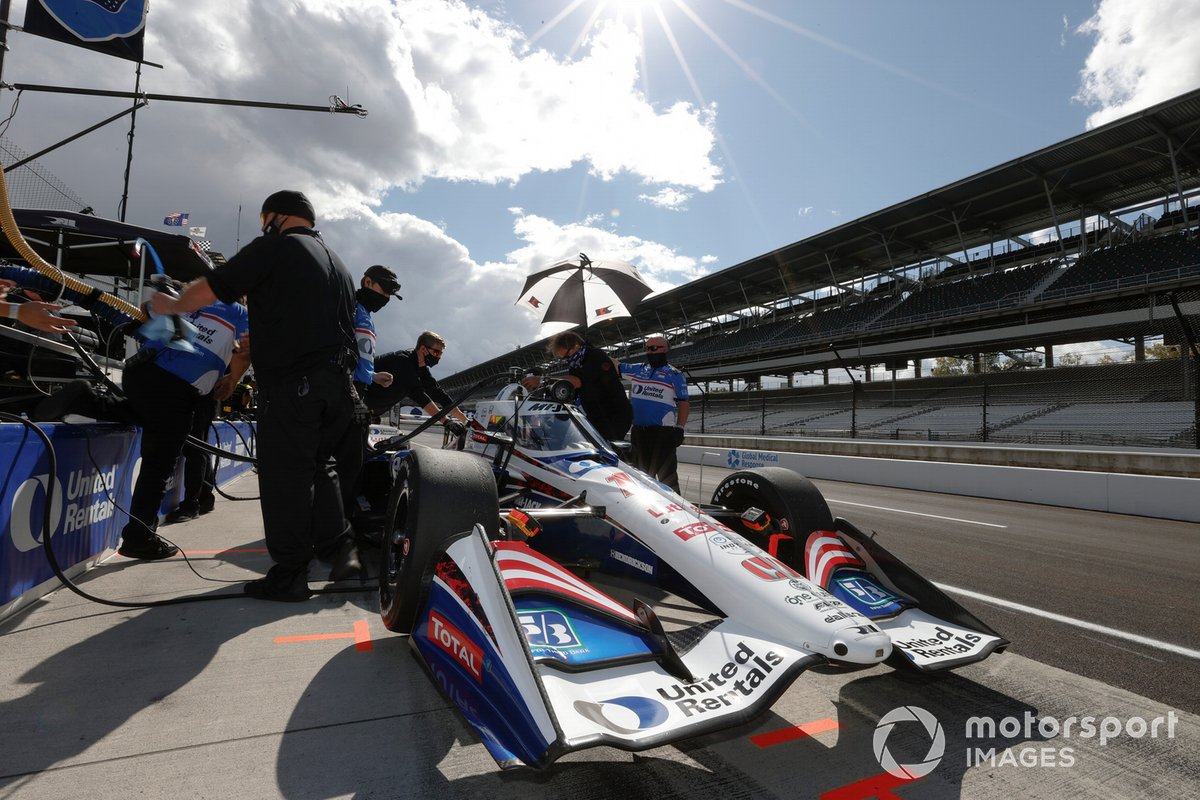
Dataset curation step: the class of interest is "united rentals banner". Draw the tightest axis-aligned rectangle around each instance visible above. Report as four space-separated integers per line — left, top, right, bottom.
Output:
23 0 149 63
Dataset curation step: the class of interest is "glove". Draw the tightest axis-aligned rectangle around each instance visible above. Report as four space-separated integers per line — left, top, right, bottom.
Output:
671 426 686 447
445 419 467 438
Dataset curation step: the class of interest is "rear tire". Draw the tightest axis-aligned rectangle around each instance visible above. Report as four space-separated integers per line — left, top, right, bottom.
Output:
379 448 499 633
710 467 834 572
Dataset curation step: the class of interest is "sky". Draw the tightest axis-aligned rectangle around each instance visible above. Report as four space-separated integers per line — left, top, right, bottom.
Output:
2 0 1199 375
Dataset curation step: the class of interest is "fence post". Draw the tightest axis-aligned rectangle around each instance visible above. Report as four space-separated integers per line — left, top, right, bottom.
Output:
851 384 858 439
981 381 989 442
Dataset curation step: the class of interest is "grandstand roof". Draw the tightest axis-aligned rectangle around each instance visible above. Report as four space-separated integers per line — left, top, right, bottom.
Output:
634 87 1200 331
448 87 1200 387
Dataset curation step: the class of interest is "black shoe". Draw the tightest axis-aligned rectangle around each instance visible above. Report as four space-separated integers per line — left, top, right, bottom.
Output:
162 507 198 525
323 537 362 582
244 565 312 602
117 535 179 561
198 495 216 515
33 380 97 422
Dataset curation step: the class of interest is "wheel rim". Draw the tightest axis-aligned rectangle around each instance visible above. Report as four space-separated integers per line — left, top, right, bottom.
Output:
380 483 411 613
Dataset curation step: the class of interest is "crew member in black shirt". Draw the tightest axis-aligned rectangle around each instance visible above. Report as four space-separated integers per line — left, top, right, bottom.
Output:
548 331 632 442
151 190 360 601
365 331 469 435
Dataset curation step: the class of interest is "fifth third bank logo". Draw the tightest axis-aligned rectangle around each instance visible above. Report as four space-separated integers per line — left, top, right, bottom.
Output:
873 705 946 779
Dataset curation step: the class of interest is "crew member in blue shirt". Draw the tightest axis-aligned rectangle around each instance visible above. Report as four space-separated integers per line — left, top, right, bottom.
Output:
338 264 400 522
36 299 251 560
620 334 689 492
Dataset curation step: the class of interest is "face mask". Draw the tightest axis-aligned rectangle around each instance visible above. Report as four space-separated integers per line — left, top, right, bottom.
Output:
356 287 389 313
647 353 668 368
423 351 441 367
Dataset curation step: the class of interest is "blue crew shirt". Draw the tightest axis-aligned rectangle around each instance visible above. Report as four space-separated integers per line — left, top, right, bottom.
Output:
353 303 377 385
619 362 689 426
151 301 249 394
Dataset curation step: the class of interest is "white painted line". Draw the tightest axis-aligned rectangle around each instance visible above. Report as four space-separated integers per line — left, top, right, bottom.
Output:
935 583 1200 661
1080 634 1165 663
827 498 1008 528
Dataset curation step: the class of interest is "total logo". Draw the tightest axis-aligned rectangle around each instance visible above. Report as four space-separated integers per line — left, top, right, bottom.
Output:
427 610 484 684
573 695 669 735
873 705 946 779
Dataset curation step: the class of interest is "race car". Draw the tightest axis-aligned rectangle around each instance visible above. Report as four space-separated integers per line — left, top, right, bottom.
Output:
368 390 1007 770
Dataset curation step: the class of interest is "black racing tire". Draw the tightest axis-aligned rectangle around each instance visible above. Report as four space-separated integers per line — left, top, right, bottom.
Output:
710 467 834 572
379 447 500 633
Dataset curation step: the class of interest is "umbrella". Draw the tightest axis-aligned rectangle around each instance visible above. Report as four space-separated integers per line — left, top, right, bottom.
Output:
516 253 652 333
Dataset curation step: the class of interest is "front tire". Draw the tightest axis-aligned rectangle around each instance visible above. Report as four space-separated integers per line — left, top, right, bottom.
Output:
379 448 499 633
710 467 834 572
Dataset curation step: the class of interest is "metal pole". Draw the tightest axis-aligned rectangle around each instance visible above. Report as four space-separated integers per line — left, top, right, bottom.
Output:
118 61 143 222
10 82 369 116
3 101 147 172
0 0 12 85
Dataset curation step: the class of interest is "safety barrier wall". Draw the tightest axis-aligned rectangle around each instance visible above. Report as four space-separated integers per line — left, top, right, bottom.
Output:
0 421 256 620
678 439 1200 523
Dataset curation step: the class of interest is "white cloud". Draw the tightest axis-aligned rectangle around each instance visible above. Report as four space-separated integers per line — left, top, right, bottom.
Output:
0 0 722 374
342 208 718 371
638 187 691 210
798 206 813 216
1075 0 1200 128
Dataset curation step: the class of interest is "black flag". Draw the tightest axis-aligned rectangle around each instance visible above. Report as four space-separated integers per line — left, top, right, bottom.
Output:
23 0 148 63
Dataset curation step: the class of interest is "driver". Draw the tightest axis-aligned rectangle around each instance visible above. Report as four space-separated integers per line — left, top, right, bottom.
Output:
495 367 544 401
517 409 572 451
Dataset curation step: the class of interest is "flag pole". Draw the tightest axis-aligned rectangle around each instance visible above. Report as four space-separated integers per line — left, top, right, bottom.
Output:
117 59 142 221
0 0 11 85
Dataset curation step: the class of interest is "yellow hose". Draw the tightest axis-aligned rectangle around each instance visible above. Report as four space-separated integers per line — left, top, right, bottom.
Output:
0 161 147 322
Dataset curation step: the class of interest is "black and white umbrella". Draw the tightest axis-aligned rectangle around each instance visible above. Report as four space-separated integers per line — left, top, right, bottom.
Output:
516 253 652 333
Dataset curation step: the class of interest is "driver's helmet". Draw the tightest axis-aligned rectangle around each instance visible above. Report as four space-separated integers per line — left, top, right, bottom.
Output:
519 410 572 451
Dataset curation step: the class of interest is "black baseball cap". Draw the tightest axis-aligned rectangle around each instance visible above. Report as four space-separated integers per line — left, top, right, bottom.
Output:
261 190 315 223
364 264 402 298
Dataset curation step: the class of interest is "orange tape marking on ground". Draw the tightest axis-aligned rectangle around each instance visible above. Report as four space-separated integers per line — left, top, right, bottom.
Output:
820 771 920 800
751 717 840 748
274 620 374 652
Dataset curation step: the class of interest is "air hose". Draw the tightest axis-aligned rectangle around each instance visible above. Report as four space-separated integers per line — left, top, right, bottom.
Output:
0 165 147 324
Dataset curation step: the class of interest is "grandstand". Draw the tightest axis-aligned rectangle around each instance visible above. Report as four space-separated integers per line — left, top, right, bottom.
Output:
445 89 1200 450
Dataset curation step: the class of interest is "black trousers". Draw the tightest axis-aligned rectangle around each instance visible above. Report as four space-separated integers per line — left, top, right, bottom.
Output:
179 391 217 514
333 418 368 519
256 366 354 571
121 363 201 543
629 425 681 493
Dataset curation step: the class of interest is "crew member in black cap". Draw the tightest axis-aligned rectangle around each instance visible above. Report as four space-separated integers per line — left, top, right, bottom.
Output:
151 189 361 601
336 263 401 527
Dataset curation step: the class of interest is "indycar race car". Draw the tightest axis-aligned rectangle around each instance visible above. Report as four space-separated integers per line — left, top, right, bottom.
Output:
366 390 1007 770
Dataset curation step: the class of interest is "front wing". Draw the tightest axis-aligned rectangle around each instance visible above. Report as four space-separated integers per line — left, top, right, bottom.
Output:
408 526 823 769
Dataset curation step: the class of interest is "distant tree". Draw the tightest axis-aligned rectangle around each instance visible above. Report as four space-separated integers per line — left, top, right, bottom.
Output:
1144 342 1180 361
932 356 972 376
1057 351 1084 367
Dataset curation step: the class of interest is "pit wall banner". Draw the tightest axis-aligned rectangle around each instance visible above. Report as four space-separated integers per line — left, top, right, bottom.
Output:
0 420 256 610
